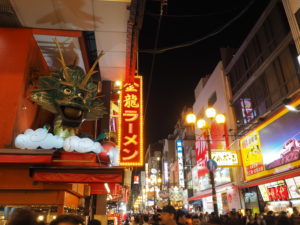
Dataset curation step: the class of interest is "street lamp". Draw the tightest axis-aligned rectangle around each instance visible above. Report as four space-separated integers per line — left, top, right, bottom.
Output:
186 107 226 215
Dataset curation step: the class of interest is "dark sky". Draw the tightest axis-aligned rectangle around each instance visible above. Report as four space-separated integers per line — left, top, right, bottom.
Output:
139 0 270 147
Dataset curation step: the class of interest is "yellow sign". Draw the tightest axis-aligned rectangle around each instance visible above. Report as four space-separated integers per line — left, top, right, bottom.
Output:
240 98 300 181
211 150 240 167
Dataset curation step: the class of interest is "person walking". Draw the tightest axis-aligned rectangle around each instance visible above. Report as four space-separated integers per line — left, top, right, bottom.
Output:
50 214 84 225
290 207 300 225
277 211 291 225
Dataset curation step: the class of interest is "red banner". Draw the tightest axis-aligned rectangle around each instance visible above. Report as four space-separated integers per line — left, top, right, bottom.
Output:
119 76 143 166
210 122 228 150
267 185 289 201
195 134 209 177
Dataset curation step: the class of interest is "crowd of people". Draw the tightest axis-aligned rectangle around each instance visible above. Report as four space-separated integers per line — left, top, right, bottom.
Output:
5 208 90 225
126 206 300 225
4 206 300 225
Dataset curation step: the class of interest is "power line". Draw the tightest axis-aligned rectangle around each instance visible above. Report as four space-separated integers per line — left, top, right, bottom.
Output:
146 4 245 18
140 0 255 54
144 0 167 123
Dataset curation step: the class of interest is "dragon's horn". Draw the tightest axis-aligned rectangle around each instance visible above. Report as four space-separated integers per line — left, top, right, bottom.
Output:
54 39 70 82
80 51 104 88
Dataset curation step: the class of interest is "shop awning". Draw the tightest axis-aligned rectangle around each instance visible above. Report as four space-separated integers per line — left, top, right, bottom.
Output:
189 200 202 205
239 168 300 189
0 149 55 163
30 167 124 184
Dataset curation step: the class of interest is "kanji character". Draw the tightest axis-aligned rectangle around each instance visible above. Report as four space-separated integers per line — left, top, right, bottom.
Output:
123 94 139 108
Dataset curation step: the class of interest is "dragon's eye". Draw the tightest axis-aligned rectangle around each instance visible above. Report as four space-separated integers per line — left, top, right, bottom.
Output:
63 88 72 95
77 92 85 98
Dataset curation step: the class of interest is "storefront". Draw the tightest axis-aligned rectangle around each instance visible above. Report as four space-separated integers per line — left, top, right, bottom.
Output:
189 167 241 214
239 97 300 214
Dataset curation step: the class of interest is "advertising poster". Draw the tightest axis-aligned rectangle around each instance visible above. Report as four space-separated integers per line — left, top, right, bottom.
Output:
210 122 228 150
195 134 209 177
195 124 228 178
285 176 300 199
240 98 300 181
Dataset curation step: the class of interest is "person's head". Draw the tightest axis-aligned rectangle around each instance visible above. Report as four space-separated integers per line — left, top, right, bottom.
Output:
160 206 176 224
89 219 101 225
50 214 84 225
249 216 255 223
246 209 251 216
191 216 200 225
134 217 140 224
280 211 287 217
293 207 299 214
7 208 37 225
144 215 149 223
176 210 186 224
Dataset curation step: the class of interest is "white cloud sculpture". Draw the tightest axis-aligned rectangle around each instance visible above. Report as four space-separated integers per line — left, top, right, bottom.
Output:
15 128 64 149
63 136 104 153
108 146 120 166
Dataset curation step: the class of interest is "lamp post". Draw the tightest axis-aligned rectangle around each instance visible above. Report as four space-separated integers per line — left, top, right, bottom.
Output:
186 107 226 215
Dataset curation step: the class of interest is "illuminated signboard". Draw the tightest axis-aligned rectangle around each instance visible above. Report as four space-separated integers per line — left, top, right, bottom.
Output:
285 176 300 199
118 76 143 166
211 150 240 167
240 98 300 181
134 176 139 184
176 139 185 188
240 98 257 124
258 180 289 201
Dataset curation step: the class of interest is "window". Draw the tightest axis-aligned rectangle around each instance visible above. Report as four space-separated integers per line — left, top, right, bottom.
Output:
208 92 217 106
278 44 300 92
229 2 289 95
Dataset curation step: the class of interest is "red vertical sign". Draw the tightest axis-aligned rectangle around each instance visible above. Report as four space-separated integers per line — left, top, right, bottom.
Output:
210 122 228 150
118 76 143 166
195 134 209 177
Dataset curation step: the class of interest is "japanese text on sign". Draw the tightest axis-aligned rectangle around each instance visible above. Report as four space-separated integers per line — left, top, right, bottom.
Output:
211 150 240 167
176 140 185 188
118 76 143 166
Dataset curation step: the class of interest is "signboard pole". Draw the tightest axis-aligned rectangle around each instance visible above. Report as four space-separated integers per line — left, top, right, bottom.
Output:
206 131 219 215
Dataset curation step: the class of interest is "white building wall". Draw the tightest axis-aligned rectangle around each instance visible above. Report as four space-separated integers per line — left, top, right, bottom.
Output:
192 61 242 212
193 61 235 134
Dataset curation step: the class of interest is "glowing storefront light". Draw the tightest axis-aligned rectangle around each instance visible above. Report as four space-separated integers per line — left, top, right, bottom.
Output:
118 76 144 166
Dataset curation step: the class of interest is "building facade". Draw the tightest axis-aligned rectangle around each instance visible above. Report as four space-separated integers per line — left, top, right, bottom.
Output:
187 61 242 214
223 0 300 214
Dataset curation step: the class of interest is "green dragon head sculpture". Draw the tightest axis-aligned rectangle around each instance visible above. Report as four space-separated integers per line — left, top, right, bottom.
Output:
31 40 106 138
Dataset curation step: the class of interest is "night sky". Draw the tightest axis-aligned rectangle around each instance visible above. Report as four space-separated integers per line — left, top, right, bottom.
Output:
139 0 270 147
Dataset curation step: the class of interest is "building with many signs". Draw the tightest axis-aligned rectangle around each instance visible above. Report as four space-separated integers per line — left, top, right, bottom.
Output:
223 0 300 214
0 0 145 224
188 61 242 214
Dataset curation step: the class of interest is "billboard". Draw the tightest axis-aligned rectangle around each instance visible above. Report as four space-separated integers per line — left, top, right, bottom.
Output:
240 98 300 181
118 76 143 166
